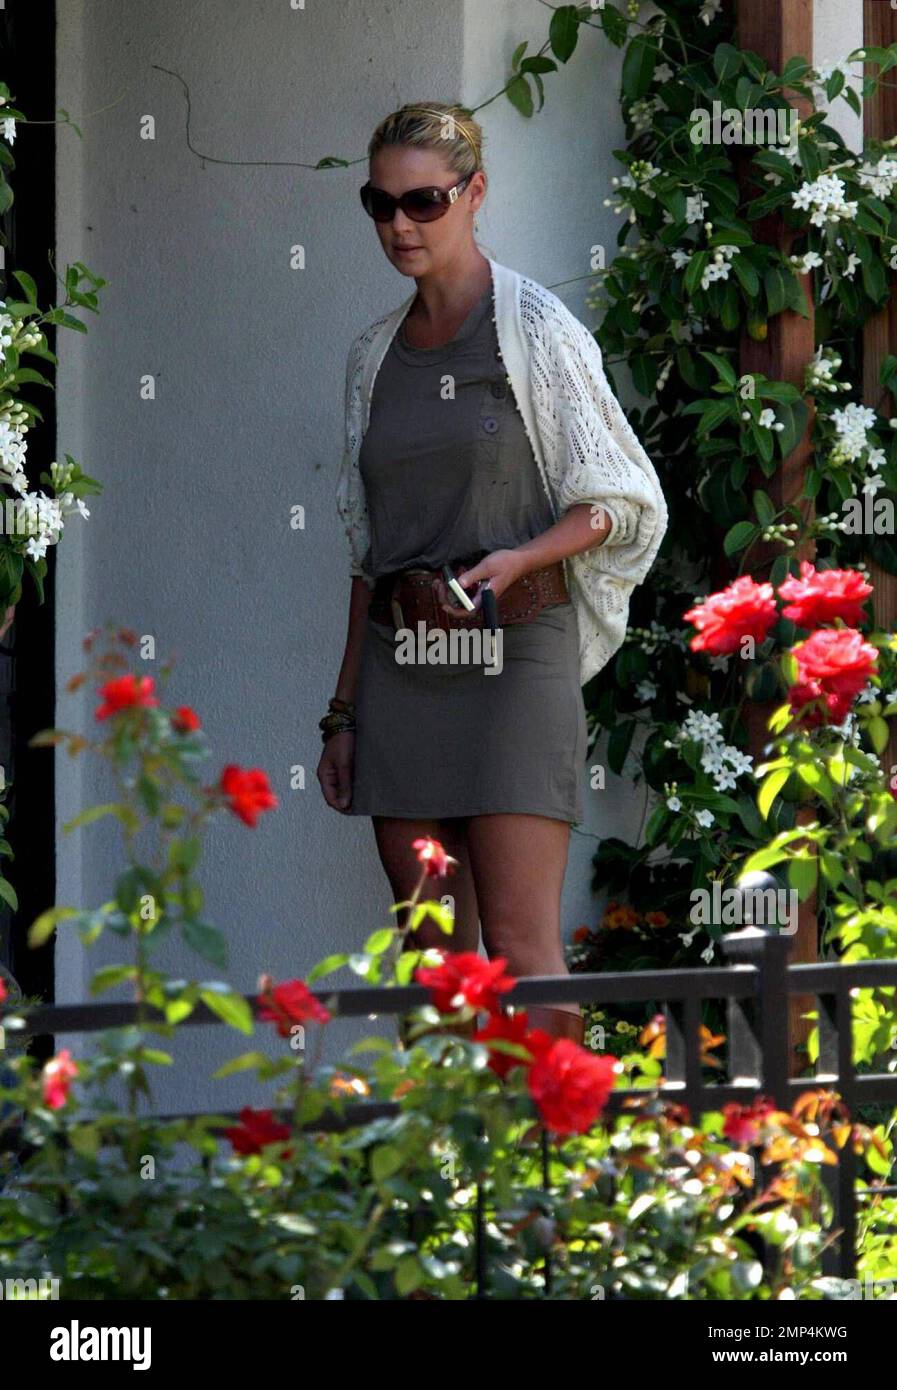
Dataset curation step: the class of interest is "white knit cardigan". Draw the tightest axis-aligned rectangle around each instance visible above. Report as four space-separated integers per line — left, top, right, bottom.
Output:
335 257 669 687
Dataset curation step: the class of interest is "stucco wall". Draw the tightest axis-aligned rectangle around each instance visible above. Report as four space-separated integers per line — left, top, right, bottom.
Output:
52 0 634 1107
52 0 856 1110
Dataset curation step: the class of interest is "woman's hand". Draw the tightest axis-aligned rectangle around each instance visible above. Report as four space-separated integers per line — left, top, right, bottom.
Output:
317 730 355 813
433 549 527 617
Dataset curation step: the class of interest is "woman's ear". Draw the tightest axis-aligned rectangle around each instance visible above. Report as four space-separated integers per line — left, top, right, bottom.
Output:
470 171 487 215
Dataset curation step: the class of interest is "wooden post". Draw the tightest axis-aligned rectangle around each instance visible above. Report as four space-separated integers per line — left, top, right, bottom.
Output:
863 2 897 780
736 0 817 1075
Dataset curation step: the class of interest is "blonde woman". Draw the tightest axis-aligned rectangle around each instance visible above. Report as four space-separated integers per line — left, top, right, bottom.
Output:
318 103 668 1043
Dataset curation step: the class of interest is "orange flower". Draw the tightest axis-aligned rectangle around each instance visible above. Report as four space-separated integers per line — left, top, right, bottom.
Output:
329 1072 370 1098
572 925 592 944
603 905 639 932
644 911 669 929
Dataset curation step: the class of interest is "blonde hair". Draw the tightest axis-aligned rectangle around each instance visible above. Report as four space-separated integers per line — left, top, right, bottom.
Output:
367 102 485 179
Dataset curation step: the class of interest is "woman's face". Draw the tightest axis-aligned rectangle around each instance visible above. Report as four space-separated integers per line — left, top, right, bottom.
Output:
368 145 485 277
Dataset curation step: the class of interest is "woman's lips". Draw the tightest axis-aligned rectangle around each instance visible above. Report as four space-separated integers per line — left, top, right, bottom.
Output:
394 246 421 255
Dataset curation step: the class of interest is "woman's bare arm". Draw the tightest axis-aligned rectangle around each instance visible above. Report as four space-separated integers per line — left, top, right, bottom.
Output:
333 576 372 704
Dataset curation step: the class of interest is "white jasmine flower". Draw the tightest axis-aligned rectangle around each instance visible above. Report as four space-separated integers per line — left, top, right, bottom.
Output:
1 118 15 145
698 0 722 25
685 192 708 225
829 401 876 463
695 809 715 829
666 795 682 812
857 156 897 199
791 174 857 227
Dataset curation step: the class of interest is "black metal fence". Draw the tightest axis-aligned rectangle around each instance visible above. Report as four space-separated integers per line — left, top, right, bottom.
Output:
6 921 897 1285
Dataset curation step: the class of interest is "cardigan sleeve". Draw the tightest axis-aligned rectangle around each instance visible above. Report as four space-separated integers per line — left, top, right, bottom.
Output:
335 330 371 580
544 308 668 584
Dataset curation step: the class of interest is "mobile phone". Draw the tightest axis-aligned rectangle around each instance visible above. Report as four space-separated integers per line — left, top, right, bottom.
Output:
441 564 477 612
480 586 499 631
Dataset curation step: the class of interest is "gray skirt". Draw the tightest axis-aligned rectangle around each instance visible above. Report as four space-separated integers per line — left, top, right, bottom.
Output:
349 599 588 824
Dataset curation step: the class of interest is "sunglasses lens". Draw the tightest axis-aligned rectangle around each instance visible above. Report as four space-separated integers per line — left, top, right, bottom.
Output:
403 189 447 222
360 185 395 222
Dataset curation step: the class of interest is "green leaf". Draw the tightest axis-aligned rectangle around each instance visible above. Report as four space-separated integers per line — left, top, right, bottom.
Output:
183 918 228 968
212 1051 272 1079
505 74 533 118
700 351 737 388
89 964 139 995
307 952 350 983
867 715 890 756
622 36 657 101
200 988 254 1035
363 927 396 956
548 5 580 64
371 1144 404 1182
788 855 817 902
395 1254 423 1295
607 719 636 776
511 39 528 71
63 801 137 835
753 490 776 526
12 269 38 303
758 766 791 820
0 877 18 913
714 43 743 83
724 520 758 557
27 905 80 947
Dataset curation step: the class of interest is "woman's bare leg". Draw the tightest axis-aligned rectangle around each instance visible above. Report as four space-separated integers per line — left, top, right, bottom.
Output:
465 812 578 1019
371 815 479 954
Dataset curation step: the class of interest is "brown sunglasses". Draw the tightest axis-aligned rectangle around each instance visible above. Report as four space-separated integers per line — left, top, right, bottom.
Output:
359 173 473 223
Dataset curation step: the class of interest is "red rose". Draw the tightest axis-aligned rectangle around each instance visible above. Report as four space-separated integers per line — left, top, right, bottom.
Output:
572 925 592 944
415 950 516 1015
0 974 6 1004
473 1011 554 1079
220 764 278 826
527 1041 618 1136
788 627 879 726
778 561 872 631
42 1049 78 1110
95 674 159 721
412 836 457 878
257 977 331 1036
722 1097 776 1145
222 1106 292 1157
172 705 201 733
683 576 778 656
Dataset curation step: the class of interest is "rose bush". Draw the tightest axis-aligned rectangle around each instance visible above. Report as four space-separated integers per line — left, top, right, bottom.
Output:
0 626 888 1298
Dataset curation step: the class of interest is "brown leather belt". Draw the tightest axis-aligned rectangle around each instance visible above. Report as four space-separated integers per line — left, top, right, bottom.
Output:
368 558 569 632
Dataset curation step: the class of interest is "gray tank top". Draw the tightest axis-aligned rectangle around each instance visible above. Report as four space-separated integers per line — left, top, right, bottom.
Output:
358 284 556 577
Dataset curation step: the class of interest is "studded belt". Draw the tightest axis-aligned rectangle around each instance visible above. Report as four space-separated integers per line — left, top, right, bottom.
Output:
368 558 569 632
